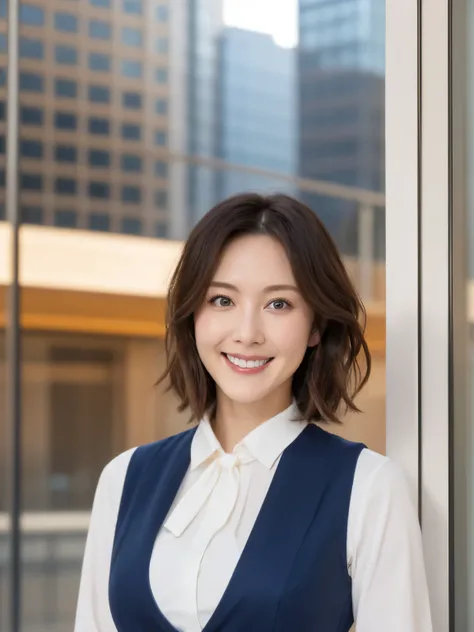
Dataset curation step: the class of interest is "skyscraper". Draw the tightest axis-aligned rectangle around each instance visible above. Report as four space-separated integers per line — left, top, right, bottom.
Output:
298 0 385 255
216 27 297 200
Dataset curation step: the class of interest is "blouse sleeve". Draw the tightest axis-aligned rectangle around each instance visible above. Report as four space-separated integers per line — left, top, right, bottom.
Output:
349 453 433 632
74 448 136 632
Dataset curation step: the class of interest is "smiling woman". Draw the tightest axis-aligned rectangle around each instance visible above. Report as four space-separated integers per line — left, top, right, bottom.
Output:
75 193 432 632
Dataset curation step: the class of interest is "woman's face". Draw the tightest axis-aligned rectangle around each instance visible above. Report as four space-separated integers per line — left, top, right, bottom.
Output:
194 234 319 413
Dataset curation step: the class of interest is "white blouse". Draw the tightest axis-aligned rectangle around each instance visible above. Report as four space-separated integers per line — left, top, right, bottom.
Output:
75 404 433 632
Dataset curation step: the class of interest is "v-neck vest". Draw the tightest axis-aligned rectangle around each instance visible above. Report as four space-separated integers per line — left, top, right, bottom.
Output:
109 423 365 632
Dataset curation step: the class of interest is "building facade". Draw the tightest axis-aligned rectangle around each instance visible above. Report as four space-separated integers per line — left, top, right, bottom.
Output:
298 0 385 256
216 27 297 200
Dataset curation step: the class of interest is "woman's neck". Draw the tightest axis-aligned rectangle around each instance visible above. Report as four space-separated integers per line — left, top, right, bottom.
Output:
212 392 293 453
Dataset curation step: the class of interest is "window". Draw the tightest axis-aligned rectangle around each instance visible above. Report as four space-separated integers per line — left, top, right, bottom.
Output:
89 181 110 198
0 101 4 120
20 72 44 92
122 185 141 203
55 44 78 65
89 20 111 39
20 37 44 59
121 154 142 172
122 217 142 235
121 60 142 79
155 99 167 115
154 160 168 177
123 0 142 15
122 91 142 109
20 139 43 159
21 106 43 126
155 68 168 83
155 221 168 238
90 0 110 7
55 145 78 163
20 4 44 26
0 34 6 53
88 149 110 167
89 117 110 135
55 13 78 33
156 5 168 22
55 209 77 227
22 206 43 224
89 52 110 72
55 177 77 195
55 112 77 130
155 38 168 54
121 27 142 47
21 173 43 191
154 189 167 208
122 123 141 140
55 78 77 98
88 85 110 103
89 212 110 231
154 130 167 146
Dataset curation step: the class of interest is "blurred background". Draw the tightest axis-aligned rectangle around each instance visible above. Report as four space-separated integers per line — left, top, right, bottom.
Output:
0 0 386 629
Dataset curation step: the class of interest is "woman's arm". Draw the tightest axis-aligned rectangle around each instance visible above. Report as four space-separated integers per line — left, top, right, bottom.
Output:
74 448 136 632
350 454 433 631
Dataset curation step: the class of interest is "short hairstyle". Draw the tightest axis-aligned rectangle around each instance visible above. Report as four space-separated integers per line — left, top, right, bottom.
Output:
159 192 371 424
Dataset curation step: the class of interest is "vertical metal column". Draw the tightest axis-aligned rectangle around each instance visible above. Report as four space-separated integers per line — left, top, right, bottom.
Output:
6 0 21 631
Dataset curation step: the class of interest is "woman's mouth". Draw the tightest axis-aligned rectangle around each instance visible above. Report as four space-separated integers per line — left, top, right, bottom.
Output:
222 353 274 374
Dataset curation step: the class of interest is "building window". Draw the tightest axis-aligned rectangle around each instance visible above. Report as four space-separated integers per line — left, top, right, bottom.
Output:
22 206 43 224
122 91 142 109
88 85 110 103
89 117 110 135
55 177 77 195
88 149 110 167
55 78 77 98
90 0 110 7
123 0 142 15
55 209 77 227
154 189 167 208
55 145 78 163
155 38 168 54
0 34 6 53
156 5 168 22
55 111 77 130
89 19 111 39
121 27 142 47
20 4 44 26
89 181 110 199
0 135 4 153
21 106 43 126
121 185 141 203
155 68 168 83
89 212 110 231
55 44 78 65
155 221 168 238
55 12 78 32
21 173 43 191
155 99 167 115
154 160 168 177
20 71 44 92
20 37 44 59
0 101 4 120
89 52 110 72
122 217 142 235
121 154 142 172
20 139 43 159
121 59 142 78
121 123 141 140
154 130 167 146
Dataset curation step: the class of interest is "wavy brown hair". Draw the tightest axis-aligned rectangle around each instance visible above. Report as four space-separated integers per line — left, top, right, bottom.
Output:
158 193 371 424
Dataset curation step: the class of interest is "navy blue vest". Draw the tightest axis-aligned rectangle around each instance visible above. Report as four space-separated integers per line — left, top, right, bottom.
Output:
109 423 365 632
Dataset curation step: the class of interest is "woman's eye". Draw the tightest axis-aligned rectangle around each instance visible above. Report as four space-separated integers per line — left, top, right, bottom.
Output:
210 295 233 307
268 299 290 311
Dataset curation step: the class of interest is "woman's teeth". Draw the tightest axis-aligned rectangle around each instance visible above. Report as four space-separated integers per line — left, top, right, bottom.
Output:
225 354 270 369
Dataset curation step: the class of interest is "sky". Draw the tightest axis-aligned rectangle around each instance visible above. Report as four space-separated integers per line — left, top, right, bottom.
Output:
223 0 298 48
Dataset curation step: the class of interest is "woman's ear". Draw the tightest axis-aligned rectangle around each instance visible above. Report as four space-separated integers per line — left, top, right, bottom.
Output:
308 329 320 348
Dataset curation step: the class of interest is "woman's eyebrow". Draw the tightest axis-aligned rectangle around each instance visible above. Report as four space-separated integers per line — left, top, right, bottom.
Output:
209 281 299 293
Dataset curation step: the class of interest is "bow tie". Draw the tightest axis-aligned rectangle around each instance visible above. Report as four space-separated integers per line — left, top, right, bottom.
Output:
164 448 256 539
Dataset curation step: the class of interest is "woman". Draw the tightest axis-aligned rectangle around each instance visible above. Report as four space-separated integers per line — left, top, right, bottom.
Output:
75 193 432 632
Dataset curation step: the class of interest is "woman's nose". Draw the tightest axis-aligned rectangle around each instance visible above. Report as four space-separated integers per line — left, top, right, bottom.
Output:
231 310 265 346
